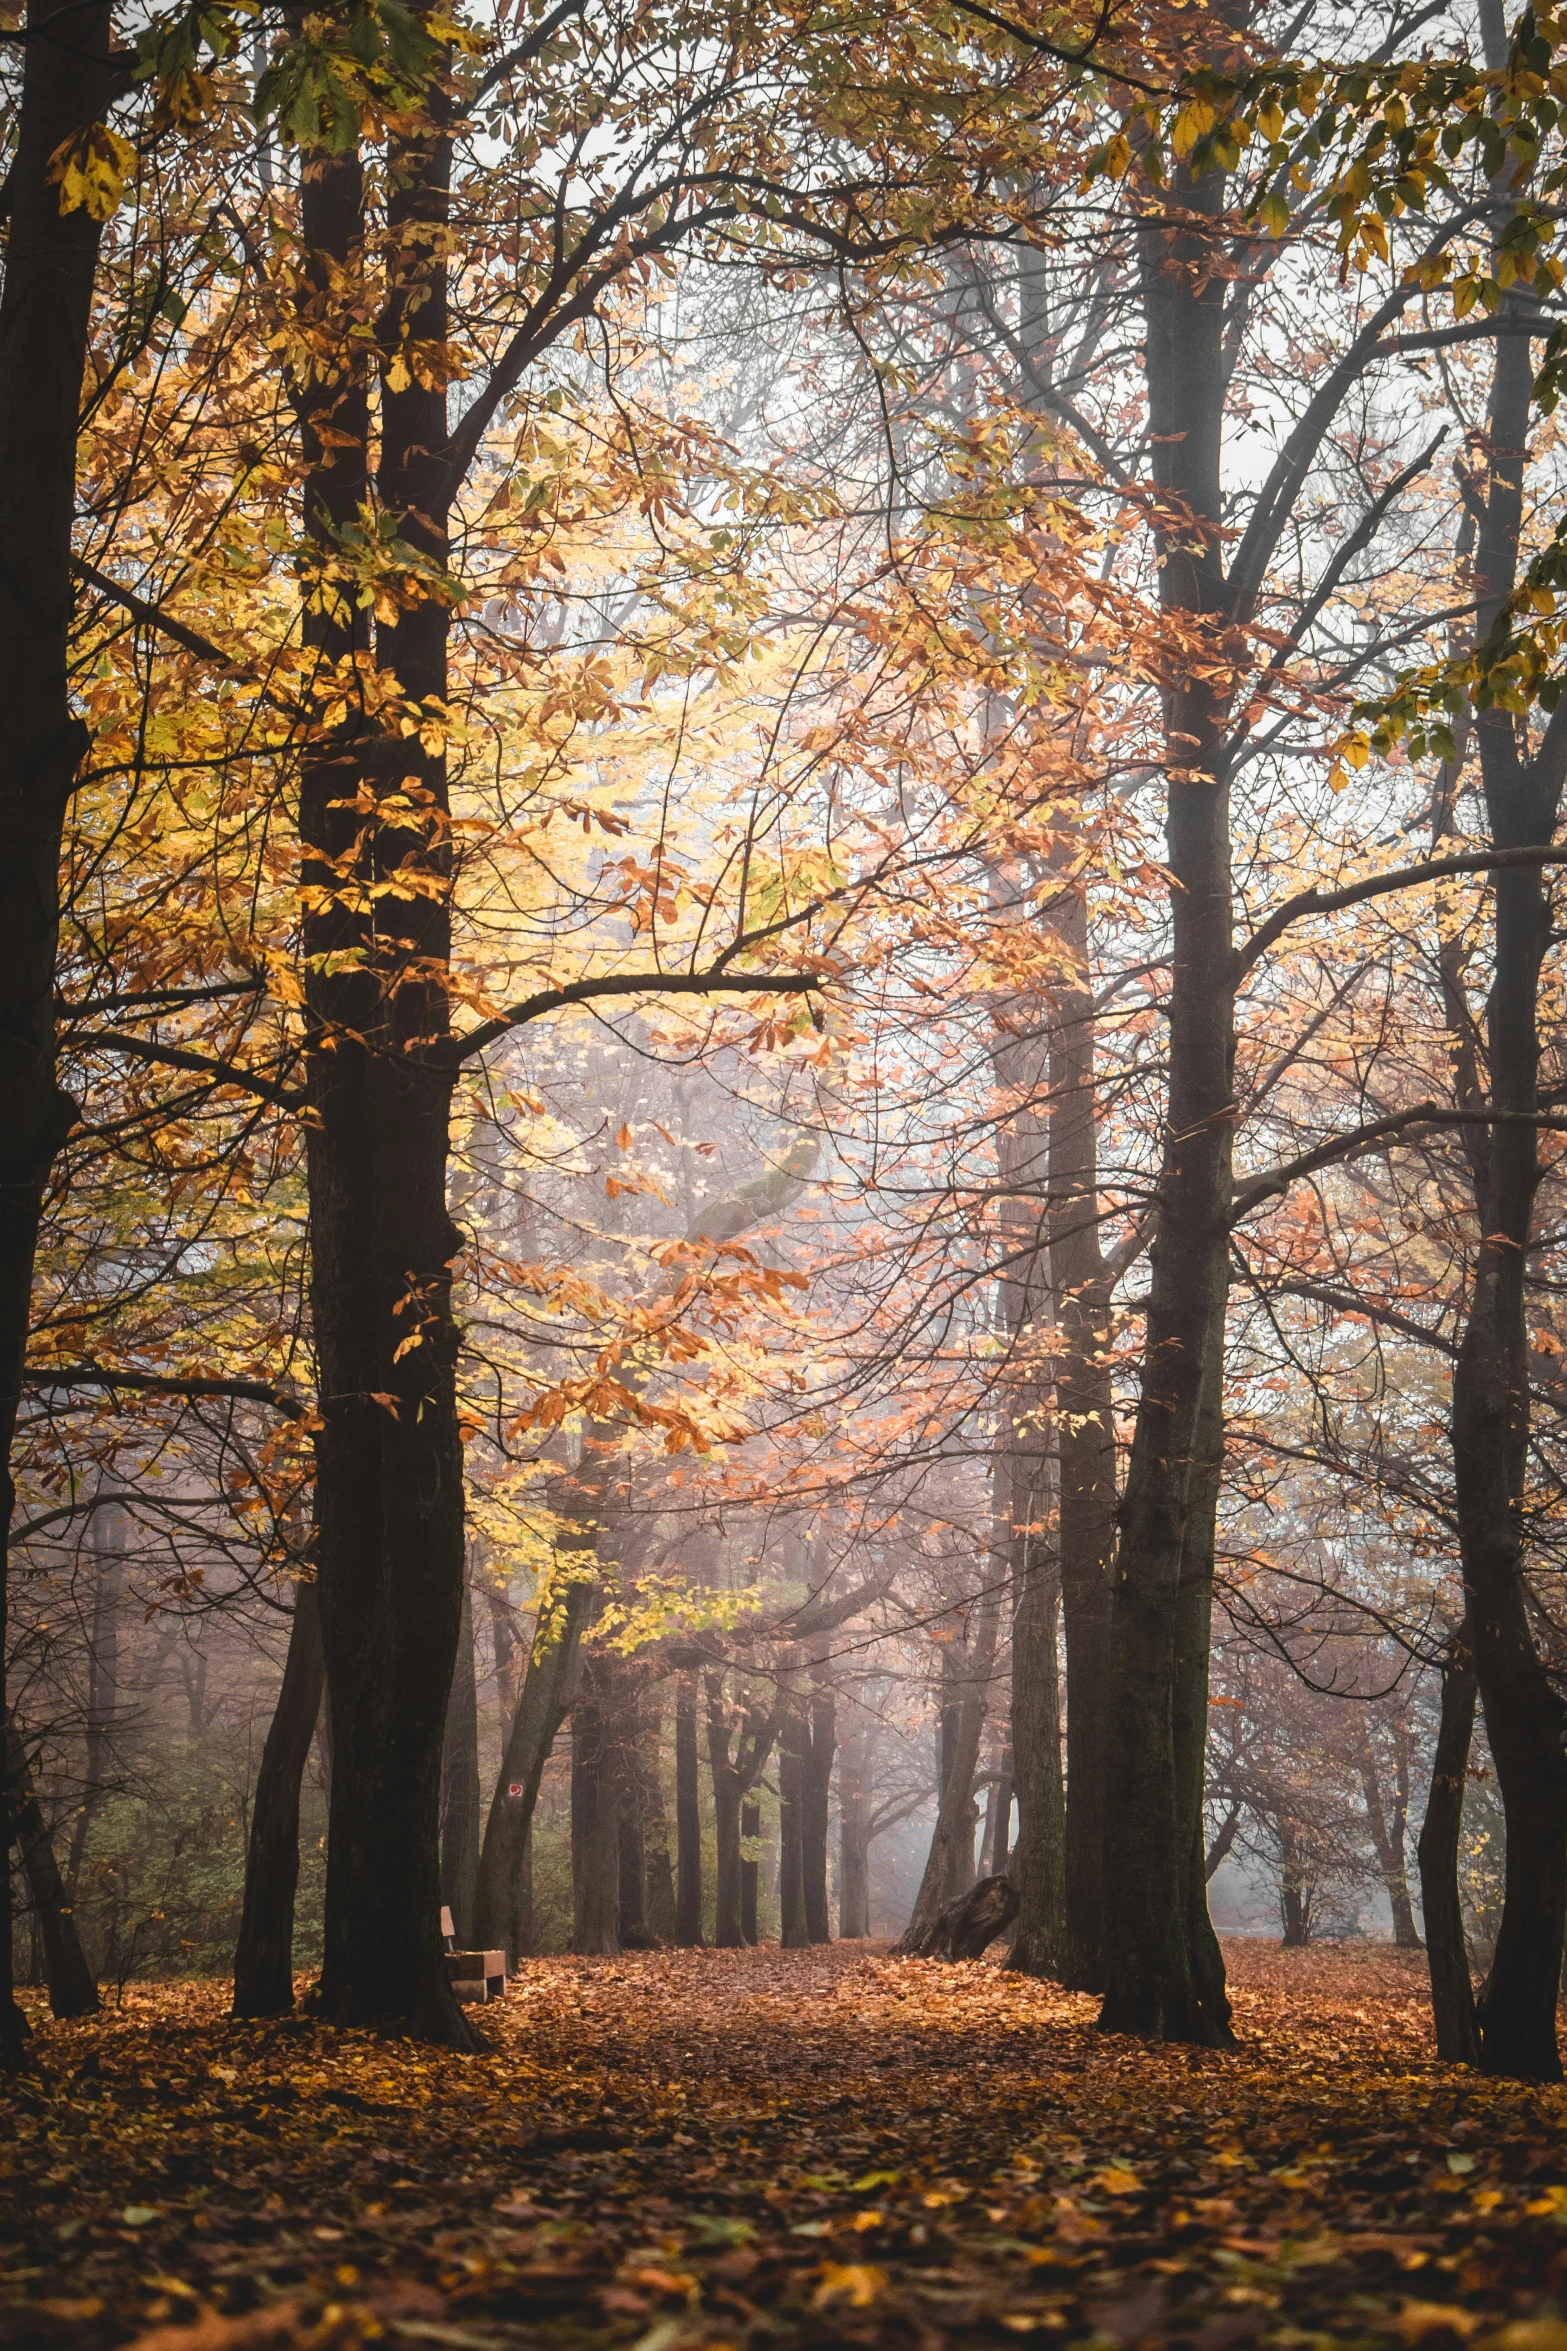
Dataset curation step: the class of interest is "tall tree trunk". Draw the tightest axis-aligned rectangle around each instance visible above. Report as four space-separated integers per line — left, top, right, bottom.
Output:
779 1699 807 1949
288 34 471 2046
803 1688 834 1944
5 1716 97 2017
488 1589 524 1730
988 871 1066 1978
1173 1341 1232 2032
1360 1736 1421 1950
641 1696 677 1942
1279 1839 1312 1948
1046 879 1118 1993
707 1676 776 1949
232 1582 325 2017
66 1497 123 1889
0 0 114 2071
441 1582 480 1947
712 1771 743 1950
474 1534 595 1961
983 1741 1013 1877
1009 1521 1066 1975
572 1659 620 1955
1098 154 1237 2050
1418 1626 1480 2064
1445 117 1567 2076
617 1806 646 1945
675 1669 704 1946
898 1583 1000 1954
839 1774 871 1939
740 1798 761 1943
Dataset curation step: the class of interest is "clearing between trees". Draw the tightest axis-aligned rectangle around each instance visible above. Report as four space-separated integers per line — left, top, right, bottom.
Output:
2 1942 1564 2351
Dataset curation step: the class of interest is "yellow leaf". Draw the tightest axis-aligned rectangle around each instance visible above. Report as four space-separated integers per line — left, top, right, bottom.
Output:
386 355 412 394
1092 2166 1141 2196
1389 2305 1483 2344
814 2263 886 2309
49 123 135 221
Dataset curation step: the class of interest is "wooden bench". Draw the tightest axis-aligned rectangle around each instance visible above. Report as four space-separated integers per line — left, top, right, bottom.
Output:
441 1909 506 2002
446 1949 506 2002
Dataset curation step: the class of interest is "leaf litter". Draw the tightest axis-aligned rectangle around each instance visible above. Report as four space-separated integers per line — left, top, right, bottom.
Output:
2 1941 1565 2351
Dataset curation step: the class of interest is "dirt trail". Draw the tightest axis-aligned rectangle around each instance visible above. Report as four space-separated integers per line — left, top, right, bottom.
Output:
1 1942 1564 2350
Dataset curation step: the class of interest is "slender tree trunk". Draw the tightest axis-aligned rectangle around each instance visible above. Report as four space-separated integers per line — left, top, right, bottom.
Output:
488 1589 524 1729
675 1669 704 1946
988 887 1066 1977
5 1718 97 2017
232 1582 325 2017
983 1742 1013 1877
1360 1738 1421 1950
66 1498 123 1889
1454 297 1567 2081
899 1584 1001 1954
642 1698 677 1942
0 0 114 2071
617 1809 646 1944
441 1582 481 1947
712 1774 743 1949
1418 1628 1481 2065
1047 880 1117 1994
707 1677 776 1949
1099 157 1237 2049
1279 1842 1312 1949
1009 1543 1066 1975
1173 1341 1232 2031
740 1798 761 1943
839 1796 871 1938
572 1660 620 1955
779 1700 807 1949
803 1688 834 1944
474 1531 594 1960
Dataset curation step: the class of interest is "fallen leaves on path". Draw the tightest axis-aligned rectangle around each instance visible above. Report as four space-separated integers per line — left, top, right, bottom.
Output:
2 1941 1565 2351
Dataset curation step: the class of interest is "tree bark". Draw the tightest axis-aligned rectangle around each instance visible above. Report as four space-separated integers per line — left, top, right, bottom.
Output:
572 1658 620 1955
441 1581 481 1947
1098 154 1237 2050
232 1582 325 2017
987 873 1067 1980
779 1698 807 1948
899 1583 1000 1955
5 1716 97 2017
740 1798 761 1944
803 1688 834 1944
66 1498 123 1889
1417 1627 1481 2065
675 1669 704 1946
641 1697 677 1942
1360 1734 1421 1949
1009 1542 1066 1976
474 1537 594 1961
1445 157 1567 2078
1173 1341 1233 2032
982 1740 1013 1878
0 0 114 2070
1046 879 1118 1993
838 1782 871 1939
707 1675 777 1948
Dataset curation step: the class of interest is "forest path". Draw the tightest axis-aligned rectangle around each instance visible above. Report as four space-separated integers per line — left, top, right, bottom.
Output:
2 1942 1564 2351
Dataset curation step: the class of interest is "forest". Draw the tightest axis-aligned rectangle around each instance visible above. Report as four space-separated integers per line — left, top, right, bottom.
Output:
6 0 1567 2338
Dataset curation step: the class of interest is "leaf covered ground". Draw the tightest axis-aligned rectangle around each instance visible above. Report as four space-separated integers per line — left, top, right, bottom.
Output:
3 1941 1565 2351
